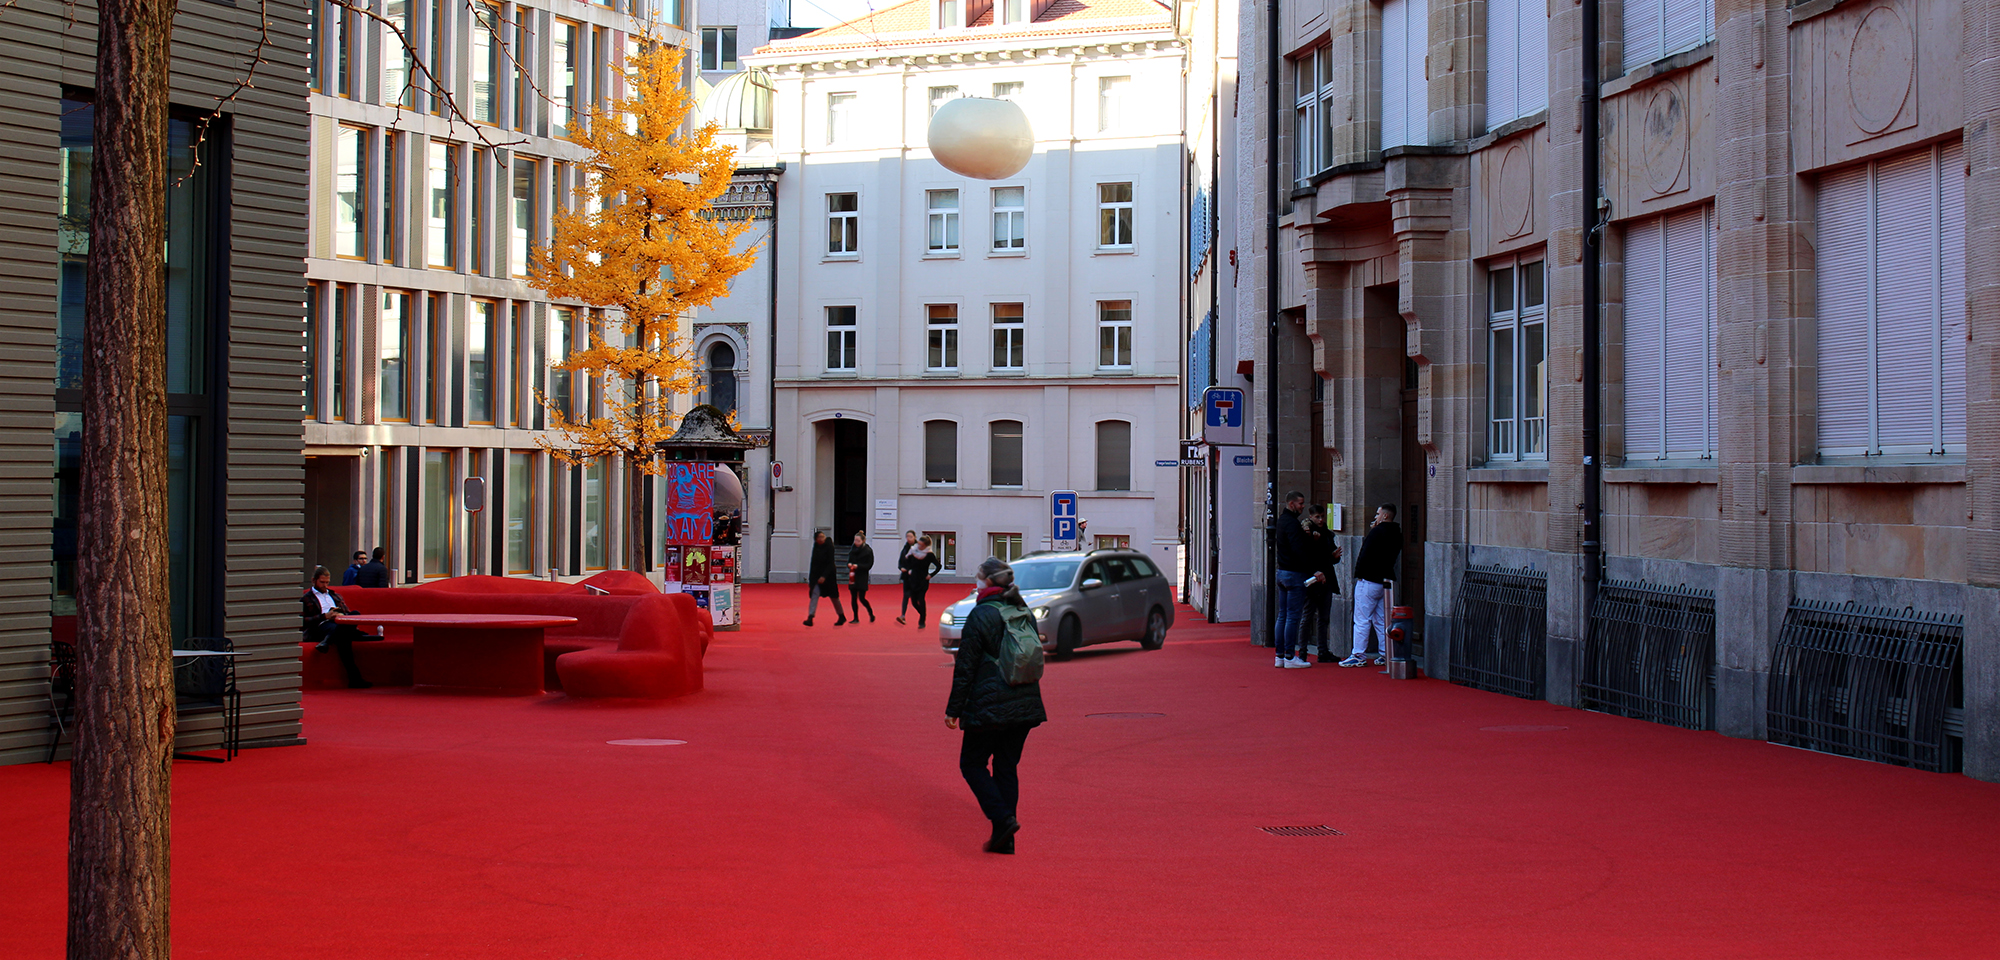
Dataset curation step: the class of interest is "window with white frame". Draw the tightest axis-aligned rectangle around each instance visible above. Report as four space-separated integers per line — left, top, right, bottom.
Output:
992 186 1025 251
1623 0 1713 72
989 533 1025 562
1381 0 1429 147
826 92 856 145
937 0 961 28
992 302 1025 370
701 27 738 71
928 85 958 119
1096 421 1132 491
927 189 960 253
1098 182 1134 249
1622 205 1717 461
1816 142 1967 457
1098 76 1131 132
827 192 858 255
925 420 958 485
1098 300 1133 369
992 81 1024 100
998 0 1028 25
990 420 1023 487
825 305 857 372
927 304 959 371
1487 258 1547 460
1485 0 1548 130
1292 47 1339 181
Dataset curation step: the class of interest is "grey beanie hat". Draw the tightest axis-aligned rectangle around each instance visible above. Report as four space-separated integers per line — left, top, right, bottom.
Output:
976 556 1015 588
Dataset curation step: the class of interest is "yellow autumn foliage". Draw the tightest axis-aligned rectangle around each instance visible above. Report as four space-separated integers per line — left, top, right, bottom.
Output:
529 40 754 473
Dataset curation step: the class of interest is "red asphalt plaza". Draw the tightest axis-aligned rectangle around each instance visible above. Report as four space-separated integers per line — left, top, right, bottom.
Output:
4 583 1999 959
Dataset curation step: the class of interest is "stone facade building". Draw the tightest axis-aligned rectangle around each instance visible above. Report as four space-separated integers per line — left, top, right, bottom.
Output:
1235 0 2000 779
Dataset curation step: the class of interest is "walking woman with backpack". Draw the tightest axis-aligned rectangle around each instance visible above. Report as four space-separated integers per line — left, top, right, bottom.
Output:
946 556 1047 855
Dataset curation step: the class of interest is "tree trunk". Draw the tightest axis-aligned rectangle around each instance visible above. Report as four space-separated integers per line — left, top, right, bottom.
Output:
68 0 178 957
628 458 650 573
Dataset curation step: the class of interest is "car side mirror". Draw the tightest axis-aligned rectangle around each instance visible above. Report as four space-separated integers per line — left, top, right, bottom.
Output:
1080 578 1104 590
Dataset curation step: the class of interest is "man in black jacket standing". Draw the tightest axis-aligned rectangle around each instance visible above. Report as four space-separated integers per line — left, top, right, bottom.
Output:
805 530 845 626
947 556 1046 854
846 531 876 623
1340 504 1404 667
1273 492 1318 669
355 546 391 588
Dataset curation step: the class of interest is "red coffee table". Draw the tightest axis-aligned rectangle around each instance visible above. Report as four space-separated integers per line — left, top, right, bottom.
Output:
337 613 579 694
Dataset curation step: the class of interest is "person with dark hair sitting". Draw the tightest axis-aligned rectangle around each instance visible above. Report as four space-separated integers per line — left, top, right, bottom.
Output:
303 565 376 688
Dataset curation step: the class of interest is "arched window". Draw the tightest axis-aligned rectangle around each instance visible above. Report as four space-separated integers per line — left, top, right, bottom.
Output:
706 341 738 414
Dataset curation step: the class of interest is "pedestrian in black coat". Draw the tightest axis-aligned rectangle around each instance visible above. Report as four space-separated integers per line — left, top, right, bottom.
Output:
846 531 876 623
899 536 943 628
355 546 391 588
896 530 918 621
947 556 1047 854
804 531 845 626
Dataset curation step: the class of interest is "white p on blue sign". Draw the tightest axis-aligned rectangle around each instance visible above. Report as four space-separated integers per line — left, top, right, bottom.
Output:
1050 490 1078 545
1202 386 1247 446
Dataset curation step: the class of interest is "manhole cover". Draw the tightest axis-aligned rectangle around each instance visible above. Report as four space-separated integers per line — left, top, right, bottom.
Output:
1480 725 1568 733
607 739 687 746
1086 712 1166 720
1261 825 1344 837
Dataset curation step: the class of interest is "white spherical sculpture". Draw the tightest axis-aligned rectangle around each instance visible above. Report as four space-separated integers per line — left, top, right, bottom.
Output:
926 97 1033 180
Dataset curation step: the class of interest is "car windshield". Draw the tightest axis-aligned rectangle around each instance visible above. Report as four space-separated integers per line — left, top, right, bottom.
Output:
1011 559 1080 591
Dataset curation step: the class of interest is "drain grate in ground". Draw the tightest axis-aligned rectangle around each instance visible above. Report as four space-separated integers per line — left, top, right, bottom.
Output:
1260 825 1344 837
1086 712 1166 720
1480 725 1569 732
607 739 687 746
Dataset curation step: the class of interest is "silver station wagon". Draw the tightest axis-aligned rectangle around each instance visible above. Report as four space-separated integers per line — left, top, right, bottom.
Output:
938 549 1177 658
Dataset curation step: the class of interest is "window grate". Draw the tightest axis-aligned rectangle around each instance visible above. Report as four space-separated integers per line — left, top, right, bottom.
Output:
1582 579 1716 730
1260 825 1344 837
1450 565 1547 700
1768 599 1963 773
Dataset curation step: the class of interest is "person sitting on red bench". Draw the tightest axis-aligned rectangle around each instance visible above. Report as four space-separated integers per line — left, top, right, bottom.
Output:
303 565 376 689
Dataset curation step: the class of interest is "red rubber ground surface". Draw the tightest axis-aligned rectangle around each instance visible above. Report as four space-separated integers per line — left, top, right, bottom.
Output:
4 583 1999 958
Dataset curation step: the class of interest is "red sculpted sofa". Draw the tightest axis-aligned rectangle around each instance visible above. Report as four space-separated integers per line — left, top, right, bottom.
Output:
300 571 710 698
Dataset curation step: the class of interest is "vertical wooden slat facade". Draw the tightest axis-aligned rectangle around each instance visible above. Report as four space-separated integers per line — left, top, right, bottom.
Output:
0 0 310 763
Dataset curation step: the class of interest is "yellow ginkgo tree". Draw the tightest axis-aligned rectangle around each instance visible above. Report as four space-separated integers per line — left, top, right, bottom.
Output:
530 40 755 571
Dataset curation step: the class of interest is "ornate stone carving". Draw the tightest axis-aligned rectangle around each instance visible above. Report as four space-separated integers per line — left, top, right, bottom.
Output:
1641 80 1691 198
1847 3 1917 139
1494 141 1534 241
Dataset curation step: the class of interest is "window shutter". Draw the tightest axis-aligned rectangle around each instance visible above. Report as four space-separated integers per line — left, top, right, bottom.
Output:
1872 148 1939 453
1622 217 1665 459
1661 206 1712 457
1487 0 1519 127
1383 0 1427 148
1517 0 1548 117
1661 0 1708 63
1623 0 1664 71
1942 140 1968 450
1816 163 1874 454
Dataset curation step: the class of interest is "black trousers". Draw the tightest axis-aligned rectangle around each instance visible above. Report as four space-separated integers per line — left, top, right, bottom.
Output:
907 582 932 626
848 582 873 619
310 620 376 687
959 723 1032 823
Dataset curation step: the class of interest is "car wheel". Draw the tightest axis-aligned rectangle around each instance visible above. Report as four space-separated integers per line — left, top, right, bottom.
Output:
1139 608 1167 650
1055 615 1080 661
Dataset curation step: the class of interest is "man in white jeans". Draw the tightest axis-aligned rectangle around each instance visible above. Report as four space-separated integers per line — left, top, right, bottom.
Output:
1341 504 1404 668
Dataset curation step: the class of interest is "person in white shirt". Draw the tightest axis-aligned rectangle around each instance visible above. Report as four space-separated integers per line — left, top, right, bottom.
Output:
302 566 374 688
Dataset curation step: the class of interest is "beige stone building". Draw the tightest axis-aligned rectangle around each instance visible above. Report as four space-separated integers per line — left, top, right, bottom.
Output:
1230 0 2000 780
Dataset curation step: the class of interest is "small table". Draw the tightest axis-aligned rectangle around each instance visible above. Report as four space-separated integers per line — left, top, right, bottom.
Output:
335 613 578 694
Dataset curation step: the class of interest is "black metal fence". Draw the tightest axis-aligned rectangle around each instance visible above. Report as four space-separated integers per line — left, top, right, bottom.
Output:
1582 580 1716 730
1450 565 1547 700
1768 599 1963 773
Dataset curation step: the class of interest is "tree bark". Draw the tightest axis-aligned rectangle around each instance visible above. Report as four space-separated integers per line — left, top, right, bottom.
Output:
628 458 650 573
68 0 179 956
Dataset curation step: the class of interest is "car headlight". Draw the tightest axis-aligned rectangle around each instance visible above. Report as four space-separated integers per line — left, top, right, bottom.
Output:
940 612 955 626
1033 607 1050 621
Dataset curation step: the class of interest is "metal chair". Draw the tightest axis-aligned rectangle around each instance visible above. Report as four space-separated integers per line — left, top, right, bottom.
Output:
45 639 77 764
174 636 242 760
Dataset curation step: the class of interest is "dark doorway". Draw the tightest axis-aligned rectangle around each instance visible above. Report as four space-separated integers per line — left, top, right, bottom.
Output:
304 455 358 581
832 419 867 545
1400 358 1427 632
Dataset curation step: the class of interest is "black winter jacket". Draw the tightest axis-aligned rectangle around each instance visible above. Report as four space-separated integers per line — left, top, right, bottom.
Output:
848 543 874 584
1353 521 1405 585
947 591 1048 729
355 560 390 588
1276 507 1317 573
808 540 839 596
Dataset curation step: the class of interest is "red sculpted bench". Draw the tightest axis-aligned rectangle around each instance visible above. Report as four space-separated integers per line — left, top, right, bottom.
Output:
300 572 710 698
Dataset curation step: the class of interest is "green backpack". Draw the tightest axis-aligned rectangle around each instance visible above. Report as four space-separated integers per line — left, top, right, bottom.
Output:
988 601 1045 686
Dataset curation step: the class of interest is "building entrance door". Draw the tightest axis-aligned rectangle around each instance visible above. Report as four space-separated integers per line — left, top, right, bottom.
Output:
304 454 358 580
831 419 867 545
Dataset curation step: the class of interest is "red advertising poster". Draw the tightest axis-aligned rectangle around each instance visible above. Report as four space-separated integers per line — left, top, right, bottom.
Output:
663 463 715 544
683 547 710 584
662 546 683 585
711 547 735 585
